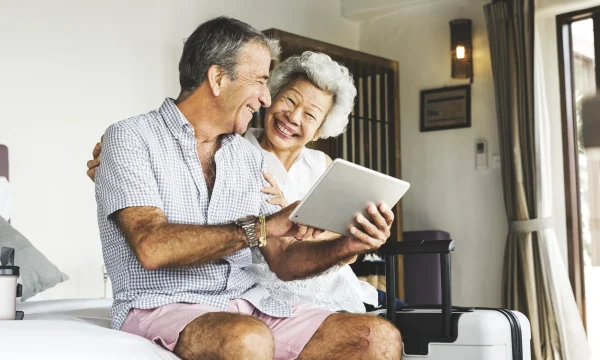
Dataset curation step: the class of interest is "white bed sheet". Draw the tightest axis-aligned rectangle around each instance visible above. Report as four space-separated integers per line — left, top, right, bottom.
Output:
0 299 180 359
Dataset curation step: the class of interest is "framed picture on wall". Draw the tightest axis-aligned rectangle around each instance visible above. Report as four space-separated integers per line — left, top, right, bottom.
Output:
420 84 471 132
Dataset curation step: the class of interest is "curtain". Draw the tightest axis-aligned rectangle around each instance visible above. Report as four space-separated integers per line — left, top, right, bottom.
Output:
484 0 590 359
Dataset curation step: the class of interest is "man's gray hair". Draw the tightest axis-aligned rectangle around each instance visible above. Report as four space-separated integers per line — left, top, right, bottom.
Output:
268 52 357 139
177 16 281 101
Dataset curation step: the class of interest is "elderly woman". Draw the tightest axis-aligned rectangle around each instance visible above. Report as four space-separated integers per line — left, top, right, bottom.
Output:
88 51 399 313
244 51 379 312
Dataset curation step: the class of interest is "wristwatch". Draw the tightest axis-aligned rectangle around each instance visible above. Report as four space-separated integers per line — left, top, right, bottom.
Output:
236 216 260 247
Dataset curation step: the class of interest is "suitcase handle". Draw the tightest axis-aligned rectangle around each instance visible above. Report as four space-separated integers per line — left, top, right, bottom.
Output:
399 304 473 312
380 239 454 255
380 239 455 338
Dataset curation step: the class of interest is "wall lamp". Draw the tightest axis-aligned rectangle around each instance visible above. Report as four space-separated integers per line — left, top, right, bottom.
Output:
450 19 473 82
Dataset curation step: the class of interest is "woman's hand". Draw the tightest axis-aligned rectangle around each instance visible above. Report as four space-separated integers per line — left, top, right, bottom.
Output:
87 136 103 181
261 171 288 208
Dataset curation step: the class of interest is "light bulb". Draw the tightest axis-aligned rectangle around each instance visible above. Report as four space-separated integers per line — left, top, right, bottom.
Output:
456 46 465 59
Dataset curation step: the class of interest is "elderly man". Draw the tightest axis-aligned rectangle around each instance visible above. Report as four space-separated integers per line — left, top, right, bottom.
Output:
95 16 401 360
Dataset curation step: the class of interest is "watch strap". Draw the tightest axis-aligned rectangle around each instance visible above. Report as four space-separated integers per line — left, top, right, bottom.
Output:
237 216 260 247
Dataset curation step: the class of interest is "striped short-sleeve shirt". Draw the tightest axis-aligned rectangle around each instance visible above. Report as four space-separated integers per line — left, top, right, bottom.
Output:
95 98 292 330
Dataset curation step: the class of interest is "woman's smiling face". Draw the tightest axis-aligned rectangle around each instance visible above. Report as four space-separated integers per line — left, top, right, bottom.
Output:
263 76 334 152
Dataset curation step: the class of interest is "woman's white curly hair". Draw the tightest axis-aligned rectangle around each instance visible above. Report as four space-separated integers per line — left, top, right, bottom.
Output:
268 51 357 139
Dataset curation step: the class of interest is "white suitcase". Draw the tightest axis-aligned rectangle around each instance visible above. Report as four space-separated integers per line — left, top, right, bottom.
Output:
377 240 532 360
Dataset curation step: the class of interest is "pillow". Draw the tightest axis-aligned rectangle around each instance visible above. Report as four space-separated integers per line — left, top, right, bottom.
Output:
0 217 69 300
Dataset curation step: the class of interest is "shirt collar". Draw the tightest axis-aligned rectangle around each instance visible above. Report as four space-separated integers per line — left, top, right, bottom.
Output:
300 147 313 168
159 97 235 147
159 98 191 141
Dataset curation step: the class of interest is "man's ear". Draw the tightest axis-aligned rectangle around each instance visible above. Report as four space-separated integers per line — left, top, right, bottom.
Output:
206 65 225 96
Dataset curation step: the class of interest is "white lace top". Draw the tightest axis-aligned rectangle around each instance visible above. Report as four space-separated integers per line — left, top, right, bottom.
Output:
244 129 379 312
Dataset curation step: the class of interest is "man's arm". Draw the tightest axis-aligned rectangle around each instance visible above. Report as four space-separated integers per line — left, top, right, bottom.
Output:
96 124 256 270
260 202 394 281
115 196 391 274
307 231 358 265
115 206 249 270
260 235 352 281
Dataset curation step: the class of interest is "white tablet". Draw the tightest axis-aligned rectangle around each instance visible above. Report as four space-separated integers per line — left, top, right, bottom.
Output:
288 158 410 238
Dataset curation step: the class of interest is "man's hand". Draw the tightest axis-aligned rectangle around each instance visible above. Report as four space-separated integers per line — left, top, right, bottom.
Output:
87 136 103 181
344 203 394 254
265 201 324 240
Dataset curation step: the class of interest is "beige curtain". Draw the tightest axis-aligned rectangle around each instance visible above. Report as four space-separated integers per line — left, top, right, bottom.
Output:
485 0 590 359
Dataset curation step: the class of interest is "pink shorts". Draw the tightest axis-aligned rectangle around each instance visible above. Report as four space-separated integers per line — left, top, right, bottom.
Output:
121 299 333 360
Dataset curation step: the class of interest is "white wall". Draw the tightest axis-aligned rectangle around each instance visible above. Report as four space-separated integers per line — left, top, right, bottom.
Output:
359 2 507 307
0 0 359 300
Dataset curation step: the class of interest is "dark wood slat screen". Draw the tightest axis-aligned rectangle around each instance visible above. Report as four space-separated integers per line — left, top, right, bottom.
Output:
258 29 403 298
353 63 362 164
370 68 378 173
381 72 388 176
362 66 371 169
387 70 398 243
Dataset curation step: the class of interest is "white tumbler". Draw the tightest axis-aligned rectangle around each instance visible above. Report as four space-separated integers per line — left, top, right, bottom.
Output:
0 247 20 320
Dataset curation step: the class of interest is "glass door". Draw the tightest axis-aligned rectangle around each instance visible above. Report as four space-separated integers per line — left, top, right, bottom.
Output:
558 7 600 358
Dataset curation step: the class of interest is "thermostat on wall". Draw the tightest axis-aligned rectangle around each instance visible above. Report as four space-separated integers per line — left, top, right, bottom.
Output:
476 140 488 170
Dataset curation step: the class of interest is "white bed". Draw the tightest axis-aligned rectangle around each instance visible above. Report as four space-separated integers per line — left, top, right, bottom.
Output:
0 145 179 359
0 299 180 359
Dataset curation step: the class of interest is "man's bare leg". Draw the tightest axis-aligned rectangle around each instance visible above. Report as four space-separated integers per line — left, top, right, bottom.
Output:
173 312 274 360
298 313 402 360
